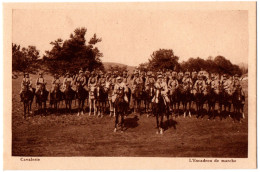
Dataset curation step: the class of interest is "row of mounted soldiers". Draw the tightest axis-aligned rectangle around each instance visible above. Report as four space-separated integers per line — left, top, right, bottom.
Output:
20 68 245 103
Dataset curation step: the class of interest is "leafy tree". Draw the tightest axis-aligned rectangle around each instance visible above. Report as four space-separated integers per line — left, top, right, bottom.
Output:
147 49 180 71
44 27 104 75
12 43 40 73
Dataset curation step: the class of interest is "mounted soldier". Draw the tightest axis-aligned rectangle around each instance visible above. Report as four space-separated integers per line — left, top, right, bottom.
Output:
191 69 198 85
20 72 33 102
62 72 74 91
152 74 170 106
177 70 184 84
88 71 97 87
131 70 144 114
85 70 91 87
75 70 87 92
35 72 47 95
50 74 61 94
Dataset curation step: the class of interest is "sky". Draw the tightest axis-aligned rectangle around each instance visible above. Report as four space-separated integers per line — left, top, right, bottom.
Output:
12 4 248 66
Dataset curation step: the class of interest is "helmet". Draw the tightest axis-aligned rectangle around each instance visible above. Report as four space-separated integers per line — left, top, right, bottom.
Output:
79 70 83 74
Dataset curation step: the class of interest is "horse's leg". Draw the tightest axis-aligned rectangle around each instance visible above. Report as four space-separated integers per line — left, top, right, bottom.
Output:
81 99 85 115
89 99 92 116
114 111 118 132
156 113 160 134
23 103 26 119
94 100 96 116
160 113 164 134
121 113 125 132
77 99 81 116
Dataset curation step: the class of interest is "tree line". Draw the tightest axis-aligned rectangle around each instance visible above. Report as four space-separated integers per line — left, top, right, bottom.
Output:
12 27 246 76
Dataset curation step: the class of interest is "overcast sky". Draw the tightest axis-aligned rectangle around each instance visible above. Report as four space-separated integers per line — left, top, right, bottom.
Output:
12 4 248 66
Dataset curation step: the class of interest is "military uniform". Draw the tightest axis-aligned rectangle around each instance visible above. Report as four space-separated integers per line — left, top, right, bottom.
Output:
221 76 233 95
152 76 170 104
51 76 61 93
113 77 128 103
168 77 179 92
35 74 47 94
178 71 184 84
20 75 33 94
62 75 74 91
193 77 206 94
182 75 193 90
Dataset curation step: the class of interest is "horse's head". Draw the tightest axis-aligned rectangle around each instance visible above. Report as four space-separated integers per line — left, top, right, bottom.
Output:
54 83 59 91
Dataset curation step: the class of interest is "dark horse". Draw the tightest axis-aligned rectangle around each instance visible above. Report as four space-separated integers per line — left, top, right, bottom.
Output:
169 86 180 117
76 82 87 116
144 83 155 117
179 83 192 118
232 87 245 121
205 84 220 119
96 84 108 117
114 87 128 132
50 83 62 112
132 83 144 114
193 85 206 118
20 84 34 119
219 85 232 118
35 83 49 115
152 87 167 134
63 82 75 113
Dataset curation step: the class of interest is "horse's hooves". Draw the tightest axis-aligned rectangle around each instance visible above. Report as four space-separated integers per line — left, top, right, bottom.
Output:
114 128 117 132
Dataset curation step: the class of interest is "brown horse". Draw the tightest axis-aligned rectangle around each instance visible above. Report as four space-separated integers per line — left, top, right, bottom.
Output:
20 83 34 119
132 83 144 114
76 83 87 116
179 83 192 118
232 87 245 121
114 87 128 132
50 83 62 112
63 82 75 113
96 85 107 117
35 83 49 115
152 87 167 134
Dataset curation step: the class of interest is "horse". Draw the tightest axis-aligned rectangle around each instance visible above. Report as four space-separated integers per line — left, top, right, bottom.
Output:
35 83 49 115
144 84 155 117
20 83 34 119
88 84 97 116
105 81 115 117
50 83 62 112
219 85 232 118
179 83 192 118
205 84 220 120
193 85 205 118
76 82 87 116
232 87 245 121
152 87 167 134
96 84 107 117
63 82 75 113
113 87 128 132
132 83 144 114
169 86 180 117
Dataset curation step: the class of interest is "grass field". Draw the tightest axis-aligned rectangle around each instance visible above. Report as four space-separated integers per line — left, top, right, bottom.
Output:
12 74 248 157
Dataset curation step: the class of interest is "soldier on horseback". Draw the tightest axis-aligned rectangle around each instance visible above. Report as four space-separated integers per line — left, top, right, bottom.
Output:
50 74 61 94
232 74 245 103
177 70 184 84
152 74 170 105
75 70 87 92
87 71 97 87
19 72 33 102
35 72 47 95
132 70 144 90
62 72 74 91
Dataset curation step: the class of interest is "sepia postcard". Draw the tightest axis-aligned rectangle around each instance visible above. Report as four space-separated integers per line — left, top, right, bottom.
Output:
3 2 256 170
